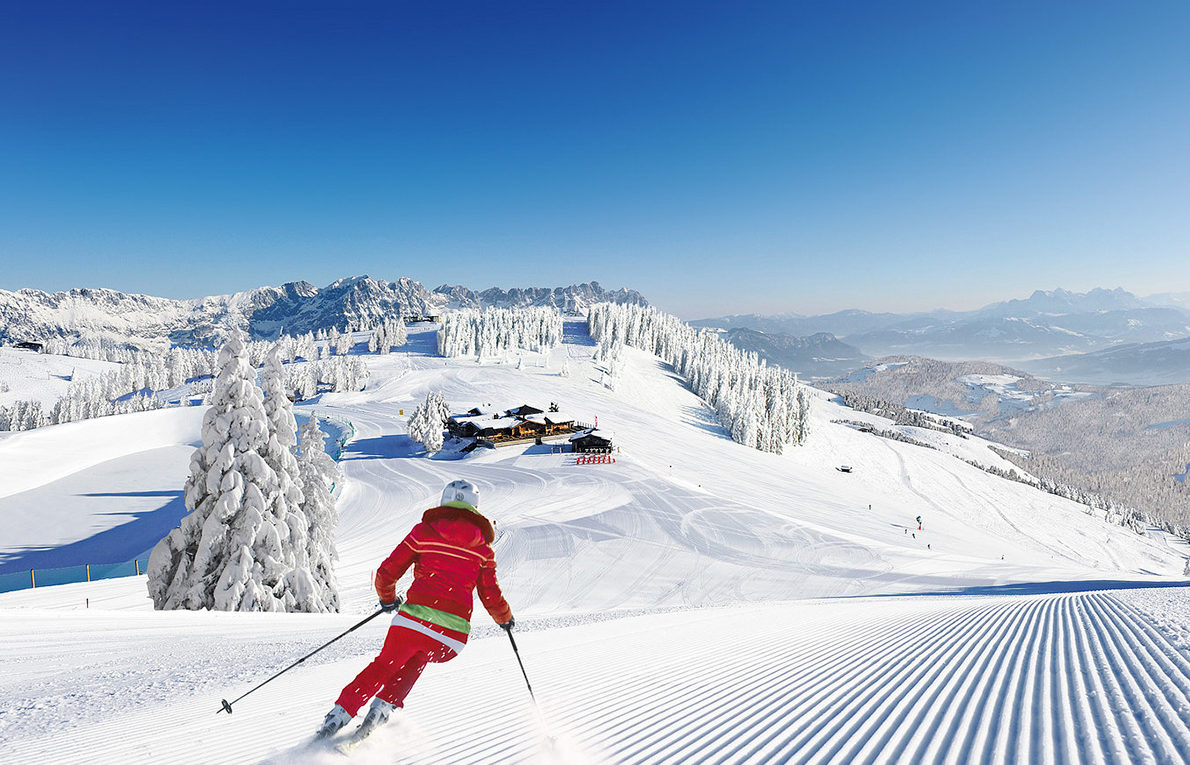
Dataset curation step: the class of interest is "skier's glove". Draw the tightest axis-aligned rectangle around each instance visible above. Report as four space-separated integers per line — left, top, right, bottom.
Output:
380 596 402 613
499 618 515 632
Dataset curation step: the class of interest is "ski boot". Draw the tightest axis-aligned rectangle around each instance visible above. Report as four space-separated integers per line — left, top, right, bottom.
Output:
338 698 395 753
314 704 352 741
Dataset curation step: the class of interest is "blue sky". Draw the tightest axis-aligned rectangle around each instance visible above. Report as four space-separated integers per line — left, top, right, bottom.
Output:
1 1 1187 318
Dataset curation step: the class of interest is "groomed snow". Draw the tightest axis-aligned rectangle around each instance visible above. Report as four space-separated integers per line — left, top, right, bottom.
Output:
2 321 1189 763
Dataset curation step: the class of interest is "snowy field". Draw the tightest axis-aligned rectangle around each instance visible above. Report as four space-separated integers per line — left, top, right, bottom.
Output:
0 347 116 408
2 322 1190 763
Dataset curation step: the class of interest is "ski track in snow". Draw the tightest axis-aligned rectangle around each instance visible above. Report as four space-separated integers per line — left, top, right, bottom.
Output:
4 590 1190 764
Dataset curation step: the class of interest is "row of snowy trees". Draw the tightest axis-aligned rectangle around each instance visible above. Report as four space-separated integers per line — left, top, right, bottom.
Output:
0 398 130 432
437 307 563 358
587 303 811 453
836 392 973 437
0 353 368 432
0 347 214 431
147 337 343 613
407 390 451 453
285 357 370 401
0 344 373 432
36 337 149 361
27 318 398 365
368 318 408 354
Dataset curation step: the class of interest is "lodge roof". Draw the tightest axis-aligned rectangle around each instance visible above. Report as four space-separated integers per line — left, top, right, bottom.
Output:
481 416 523 430
523 412 575 425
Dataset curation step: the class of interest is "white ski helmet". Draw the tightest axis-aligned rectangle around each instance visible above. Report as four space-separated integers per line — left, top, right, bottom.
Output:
441 479 480 511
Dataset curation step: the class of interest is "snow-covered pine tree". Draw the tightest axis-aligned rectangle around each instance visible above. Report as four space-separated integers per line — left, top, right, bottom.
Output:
261 346 339 613
391 317 408 347
297 414 342 611
408 390 450 453
147 332 293 612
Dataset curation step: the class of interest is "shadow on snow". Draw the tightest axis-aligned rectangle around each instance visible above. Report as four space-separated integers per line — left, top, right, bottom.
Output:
0 490 186 574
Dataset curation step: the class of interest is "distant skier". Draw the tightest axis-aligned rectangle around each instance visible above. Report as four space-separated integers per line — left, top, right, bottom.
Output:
315 479 514 743
916 515 922 531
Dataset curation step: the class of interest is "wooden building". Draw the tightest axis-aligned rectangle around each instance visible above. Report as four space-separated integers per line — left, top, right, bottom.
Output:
569 429 613 453
521 412 577 436
447 403 585 446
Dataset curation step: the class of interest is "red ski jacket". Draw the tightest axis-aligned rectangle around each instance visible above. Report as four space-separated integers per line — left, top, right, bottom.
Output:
374 505 513 634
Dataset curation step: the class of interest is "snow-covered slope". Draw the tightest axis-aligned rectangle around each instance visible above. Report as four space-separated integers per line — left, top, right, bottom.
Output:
0 348 117 407
1 321 1188 763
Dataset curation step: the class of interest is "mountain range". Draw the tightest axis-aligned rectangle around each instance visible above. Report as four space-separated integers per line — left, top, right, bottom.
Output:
0 276 647 351
695 288 1190 384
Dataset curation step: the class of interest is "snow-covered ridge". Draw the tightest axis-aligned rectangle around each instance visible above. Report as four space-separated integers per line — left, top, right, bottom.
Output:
433 281 647 315
0 276 646 351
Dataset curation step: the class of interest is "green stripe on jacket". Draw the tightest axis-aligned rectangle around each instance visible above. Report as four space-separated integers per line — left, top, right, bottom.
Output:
399 602 472 635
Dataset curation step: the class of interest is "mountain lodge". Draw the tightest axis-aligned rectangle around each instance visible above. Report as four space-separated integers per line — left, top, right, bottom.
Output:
447 403 589 447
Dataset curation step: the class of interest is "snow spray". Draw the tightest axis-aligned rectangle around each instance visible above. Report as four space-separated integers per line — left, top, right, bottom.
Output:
528 715 602 765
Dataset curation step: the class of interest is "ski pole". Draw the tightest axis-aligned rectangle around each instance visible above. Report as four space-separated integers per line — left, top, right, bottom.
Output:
218 606 387 715
504 626 537 706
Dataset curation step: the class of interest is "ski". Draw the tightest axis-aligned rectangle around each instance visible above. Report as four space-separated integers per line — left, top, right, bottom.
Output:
335 739 362 756
334 715 383 755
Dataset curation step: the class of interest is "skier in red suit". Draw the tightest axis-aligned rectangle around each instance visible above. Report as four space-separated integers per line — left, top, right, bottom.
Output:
316 479 514 741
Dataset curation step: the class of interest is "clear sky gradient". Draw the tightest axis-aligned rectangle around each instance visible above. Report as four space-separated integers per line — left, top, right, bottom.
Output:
1 1 1187 318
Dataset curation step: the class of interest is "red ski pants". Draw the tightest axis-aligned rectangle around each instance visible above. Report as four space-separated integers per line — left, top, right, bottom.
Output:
335 625 459 716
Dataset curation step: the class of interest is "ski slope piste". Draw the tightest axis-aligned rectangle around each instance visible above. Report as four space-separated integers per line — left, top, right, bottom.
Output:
1 321 1189 764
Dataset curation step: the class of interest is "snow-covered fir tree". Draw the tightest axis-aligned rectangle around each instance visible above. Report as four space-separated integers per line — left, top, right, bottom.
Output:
297 414 342 611
282 356 369 401
407 390 451 453
0 400 46 431
587 303 810 454
390 317 408 348
437 307 563 358
297 333 317 362
146 332 300 612
260 346 337 613
288 363 319 401
369 317 407 354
